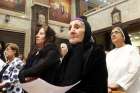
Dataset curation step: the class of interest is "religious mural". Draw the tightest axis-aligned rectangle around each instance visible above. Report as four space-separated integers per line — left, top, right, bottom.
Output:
0 0 26 13
49 0 71 23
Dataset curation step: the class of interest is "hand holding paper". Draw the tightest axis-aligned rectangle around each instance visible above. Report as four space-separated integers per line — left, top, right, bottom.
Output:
21 78 80 93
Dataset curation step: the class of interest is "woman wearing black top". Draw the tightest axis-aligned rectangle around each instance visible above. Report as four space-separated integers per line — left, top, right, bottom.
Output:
56 16 108 93
18 25 60 84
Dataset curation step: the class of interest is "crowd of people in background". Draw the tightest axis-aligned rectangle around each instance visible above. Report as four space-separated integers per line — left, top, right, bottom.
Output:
0 16 140 93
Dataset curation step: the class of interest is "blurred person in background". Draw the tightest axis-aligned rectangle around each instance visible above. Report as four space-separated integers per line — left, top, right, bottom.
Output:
59 43 68 62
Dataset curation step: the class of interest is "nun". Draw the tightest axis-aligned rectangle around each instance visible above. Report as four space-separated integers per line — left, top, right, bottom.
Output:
56 16 108 93
106 26 140 93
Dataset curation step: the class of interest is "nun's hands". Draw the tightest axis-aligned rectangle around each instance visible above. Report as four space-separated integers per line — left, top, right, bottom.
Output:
108 82 124 93
108 87 112 93
108 83 120 89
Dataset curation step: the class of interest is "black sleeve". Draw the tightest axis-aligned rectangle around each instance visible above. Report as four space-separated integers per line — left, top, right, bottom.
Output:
85 47 108 93
19 48 59 82
57 45 84 86
65 45 108 93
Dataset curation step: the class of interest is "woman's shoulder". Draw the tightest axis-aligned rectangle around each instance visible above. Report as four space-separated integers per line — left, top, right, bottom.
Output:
124 44 138 52
42 43 58 52
12 57 24 66
88 44 106 60
107 44 137 55
92 44 105 54
107 48 116 55
45 43 57 49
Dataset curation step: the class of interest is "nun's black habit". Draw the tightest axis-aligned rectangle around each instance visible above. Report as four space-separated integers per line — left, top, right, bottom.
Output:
56 16 108 93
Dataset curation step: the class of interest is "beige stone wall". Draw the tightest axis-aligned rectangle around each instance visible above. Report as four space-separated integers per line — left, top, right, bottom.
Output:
86 0 140 31
32 0 49 5
0 0 76 58
0 0 32 57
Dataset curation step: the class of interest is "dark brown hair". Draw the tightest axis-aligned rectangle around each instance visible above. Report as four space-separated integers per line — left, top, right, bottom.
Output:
36 25 56 44
45 26 56 43
26 25 56 63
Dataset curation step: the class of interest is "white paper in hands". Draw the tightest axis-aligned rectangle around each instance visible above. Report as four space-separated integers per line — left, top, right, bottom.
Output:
0 59 6 71
21 78 80 93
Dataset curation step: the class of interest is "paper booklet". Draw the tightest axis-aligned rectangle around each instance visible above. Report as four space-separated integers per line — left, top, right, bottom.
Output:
0 59 6 71
21 78 80 93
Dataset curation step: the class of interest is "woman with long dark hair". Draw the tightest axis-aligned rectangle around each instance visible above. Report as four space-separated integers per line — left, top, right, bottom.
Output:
19 25 60 84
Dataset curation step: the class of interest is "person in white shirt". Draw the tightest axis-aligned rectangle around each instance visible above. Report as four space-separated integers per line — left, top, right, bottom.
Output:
106 26 140 93
0 43 24 93
0 58 6 71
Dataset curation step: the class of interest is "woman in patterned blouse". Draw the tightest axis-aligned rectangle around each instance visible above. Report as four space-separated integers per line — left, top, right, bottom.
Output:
0 43 24 93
